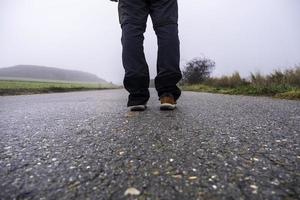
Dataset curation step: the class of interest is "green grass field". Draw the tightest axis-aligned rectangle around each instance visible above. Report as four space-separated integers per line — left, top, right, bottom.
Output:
181 66 300 100
181 84 300 100
0 80 117 95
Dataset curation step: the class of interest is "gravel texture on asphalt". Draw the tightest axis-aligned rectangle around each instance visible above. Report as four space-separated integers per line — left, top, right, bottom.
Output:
0 89 299 200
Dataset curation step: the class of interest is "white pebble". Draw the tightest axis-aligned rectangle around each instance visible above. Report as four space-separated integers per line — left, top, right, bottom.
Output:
124 187 141 196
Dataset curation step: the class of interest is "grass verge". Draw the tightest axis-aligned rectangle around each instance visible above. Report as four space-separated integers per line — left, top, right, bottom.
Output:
181 84 300 100
0 80 117 96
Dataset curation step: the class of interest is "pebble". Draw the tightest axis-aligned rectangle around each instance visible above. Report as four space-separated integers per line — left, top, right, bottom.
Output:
124 187 141 196
153 171 160 175
172 174 182 179
188 176 198 180
250 184 258 194
271 179 280 186
251 157 259 161
4 146 11 150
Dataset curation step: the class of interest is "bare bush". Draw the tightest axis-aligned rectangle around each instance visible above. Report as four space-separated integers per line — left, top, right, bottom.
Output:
182 57 215 84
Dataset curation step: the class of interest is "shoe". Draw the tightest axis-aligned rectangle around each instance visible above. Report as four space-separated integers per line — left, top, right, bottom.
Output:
129 104 147 111
160 93 176 110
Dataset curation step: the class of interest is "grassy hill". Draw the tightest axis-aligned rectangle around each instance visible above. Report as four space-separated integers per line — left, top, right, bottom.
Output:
0 65 108 83
0 65 117 95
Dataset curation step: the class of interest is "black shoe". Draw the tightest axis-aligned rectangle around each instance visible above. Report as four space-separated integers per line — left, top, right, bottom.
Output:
129 104 147 111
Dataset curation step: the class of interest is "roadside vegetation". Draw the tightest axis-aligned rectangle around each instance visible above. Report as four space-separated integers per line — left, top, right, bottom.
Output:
180 57 300 100
0 80 117 95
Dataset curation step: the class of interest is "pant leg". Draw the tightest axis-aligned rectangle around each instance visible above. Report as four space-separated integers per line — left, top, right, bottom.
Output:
149 0 182 101
118 0 150 106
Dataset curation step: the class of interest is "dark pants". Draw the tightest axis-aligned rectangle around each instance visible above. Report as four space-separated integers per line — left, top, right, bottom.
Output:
118 0 182 106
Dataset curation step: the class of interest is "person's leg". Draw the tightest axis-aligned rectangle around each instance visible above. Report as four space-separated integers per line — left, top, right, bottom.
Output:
150 0 182 101
118 0 150 106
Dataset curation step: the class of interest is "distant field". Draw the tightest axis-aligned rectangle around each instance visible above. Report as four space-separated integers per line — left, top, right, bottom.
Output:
0 80 117 95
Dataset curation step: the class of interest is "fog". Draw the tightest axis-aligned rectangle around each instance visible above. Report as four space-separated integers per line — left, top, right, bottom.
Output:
0 0 299 84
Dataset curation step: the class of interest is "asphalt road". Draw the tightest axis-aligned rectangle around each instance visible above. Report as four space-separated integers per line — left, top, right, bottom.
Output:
0 89 299 200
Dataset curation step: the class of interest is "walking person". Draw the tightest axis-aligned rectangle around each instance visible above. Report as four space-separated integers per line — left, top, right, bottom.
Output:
112 0 182 111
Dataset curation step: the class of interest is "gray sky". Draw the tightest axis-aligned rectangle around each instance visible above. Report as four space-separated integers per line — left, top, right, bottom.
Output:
0 0 300 84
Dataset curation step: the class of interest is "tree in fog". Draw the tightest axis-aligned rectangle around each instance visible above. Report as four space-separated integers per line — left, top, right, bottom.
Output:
182 57 215 84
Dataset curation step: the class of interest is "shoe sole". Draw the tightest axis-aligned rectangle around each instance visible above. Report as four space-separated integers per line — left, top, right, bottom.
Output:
160 103 176 110
129 105 147 111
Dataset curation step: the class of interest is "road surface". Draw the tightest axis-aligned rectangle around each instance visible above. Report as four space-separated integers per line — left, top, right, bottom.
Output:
0 89 299 199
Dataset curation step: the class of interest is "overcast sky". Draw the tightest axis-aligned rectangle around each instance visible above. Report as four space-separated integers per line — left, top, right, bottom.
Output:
0 0 299 84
